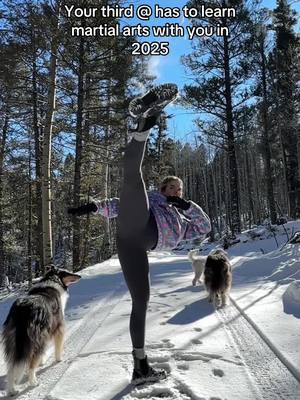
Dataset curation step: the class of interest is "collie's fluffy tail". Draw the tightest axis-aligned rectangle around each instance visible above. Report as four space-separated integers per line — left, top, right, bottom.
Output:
205 252 231 292
2 304 32 366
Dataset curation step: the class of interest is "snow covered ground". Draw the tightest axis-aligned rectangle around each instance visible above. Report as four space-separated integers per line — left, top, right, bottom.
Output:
0 221 300 399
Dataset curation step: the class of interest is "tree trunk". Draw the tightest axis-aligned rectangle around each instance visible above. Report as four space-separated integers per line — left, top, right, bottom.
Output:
252 151 263 224
41 11 60 268
223 34 241 234
103 80 112 259
72 35 85 271
80 72 91 270
0 114 9 287
208 166 217 241
260 35 277 224
27 138 33 287
32 56 44 275
103 156 111 257
245 148 255 228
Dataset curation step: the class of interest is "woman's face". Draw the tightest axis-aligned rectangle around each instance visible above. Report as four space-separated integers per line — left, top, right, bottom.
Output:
162 180 183 198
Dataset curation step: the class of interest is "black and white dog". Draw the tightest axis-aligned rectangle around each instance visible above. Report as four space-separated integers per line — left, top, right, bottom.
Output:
2 266 81 396
204 249 232 307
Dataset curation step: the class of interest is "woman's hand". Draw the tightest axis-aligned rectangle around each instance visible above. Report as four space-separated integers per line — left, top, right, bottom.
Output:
166 196 191 210
67 202 97 216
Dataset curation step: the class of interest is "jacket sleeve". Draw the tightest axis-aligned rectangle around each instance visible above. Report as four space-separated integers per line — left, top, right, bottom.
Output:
93 198 120 219
183 201 211 240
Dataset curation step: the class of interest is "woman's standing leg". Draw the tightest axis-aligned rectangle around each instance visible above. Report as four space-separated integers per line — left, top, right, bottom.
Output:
117 83 178 384
117 136 153 351
116 133 164 384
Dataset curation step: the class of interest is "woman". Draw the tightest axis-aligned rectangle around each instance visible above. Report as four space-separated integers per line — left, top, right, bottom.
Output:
68 84 211 385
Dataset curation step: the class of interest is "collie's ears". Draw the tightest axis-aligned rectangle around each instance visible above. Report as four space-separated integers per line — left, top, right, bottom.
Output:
60 270 81 287
44 265 81 286
45 264 56 273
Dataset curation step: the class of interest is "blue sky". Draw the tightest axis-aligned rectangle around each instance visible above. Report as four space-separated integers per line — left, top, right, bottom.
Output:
123 0 300 144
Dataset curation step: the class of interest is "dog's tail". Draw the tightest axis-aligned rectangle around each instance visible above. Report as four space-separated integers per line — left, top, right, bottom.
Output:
2 302 32 367
2 298 48 366
188 249 199 262
2 317 29 386
205 253 230 292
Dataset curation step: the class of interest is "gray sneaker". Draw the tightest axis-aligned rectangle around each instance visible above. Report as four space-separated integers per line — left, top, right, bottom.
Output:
129 83 178 119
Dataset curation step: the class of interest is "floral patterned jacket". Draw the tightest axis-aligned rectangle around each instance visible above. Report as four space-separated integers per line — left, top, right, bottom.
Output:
94 191 211 250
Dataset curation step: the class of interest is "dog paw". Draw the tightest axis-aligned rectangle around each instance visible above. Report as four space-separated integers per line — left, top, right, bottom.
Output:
7 388 19 396
221 298 229 307
39 356 46 366
213 368 225 377
55 351 63 362
29 378 38 387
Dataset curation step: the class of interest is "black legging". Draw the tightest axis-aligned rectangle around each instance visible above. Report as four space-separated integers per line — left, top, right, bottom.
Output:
116 138 158 349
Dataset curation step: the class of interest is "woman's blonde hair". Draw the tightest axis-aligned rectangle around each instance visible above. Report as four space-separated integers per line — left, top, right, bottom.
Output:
160 176 183 193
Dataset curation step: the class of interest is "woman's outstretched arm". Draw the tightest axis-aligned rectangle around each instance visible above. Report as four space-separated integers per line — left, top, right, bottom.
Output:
68 198 120 218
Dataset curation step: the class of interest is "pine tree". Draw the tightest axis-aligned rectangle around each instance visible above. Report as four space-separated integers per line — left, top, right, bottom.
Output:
182 0 256 234
253 17 277 224
59 1 153 270
0 32 26 285
2 0 55 275
0 45 11 285
270 0 300 217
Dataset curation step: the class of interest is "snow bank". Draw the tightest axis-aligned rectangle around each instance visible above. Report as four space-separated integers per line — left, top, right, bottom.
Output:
283 280 300 318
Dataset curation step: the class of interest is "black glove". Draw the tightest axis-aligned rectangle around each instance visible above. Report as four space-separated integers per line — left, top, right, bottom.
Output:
67 202 97 216
166 196 191 211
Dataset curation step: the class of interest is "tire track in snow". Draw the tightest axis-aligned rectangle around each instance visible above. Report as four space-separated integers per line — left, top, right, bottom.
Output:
217 302 300 400
230 295 300 383
11 283 127 400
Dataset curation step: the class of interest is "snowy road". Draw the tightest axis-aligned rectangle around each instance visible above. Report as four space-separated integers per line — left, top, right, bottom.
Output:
217 302 300 400
0 245 300 399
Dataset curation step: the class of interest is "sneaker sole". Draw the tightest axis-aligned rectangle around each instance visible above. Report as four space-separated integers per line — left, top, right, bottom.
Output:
132 373 167 386
129 83 178 119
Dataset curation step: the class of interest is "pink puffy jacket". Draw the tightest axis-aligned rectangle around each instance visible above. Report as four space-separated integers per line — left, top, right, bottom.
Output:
94 191 211 250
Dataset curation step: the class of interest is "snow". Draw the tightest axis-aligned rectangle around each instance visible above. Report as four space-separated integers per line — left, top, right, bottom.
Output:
0 221 300 399
283 281 300 318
